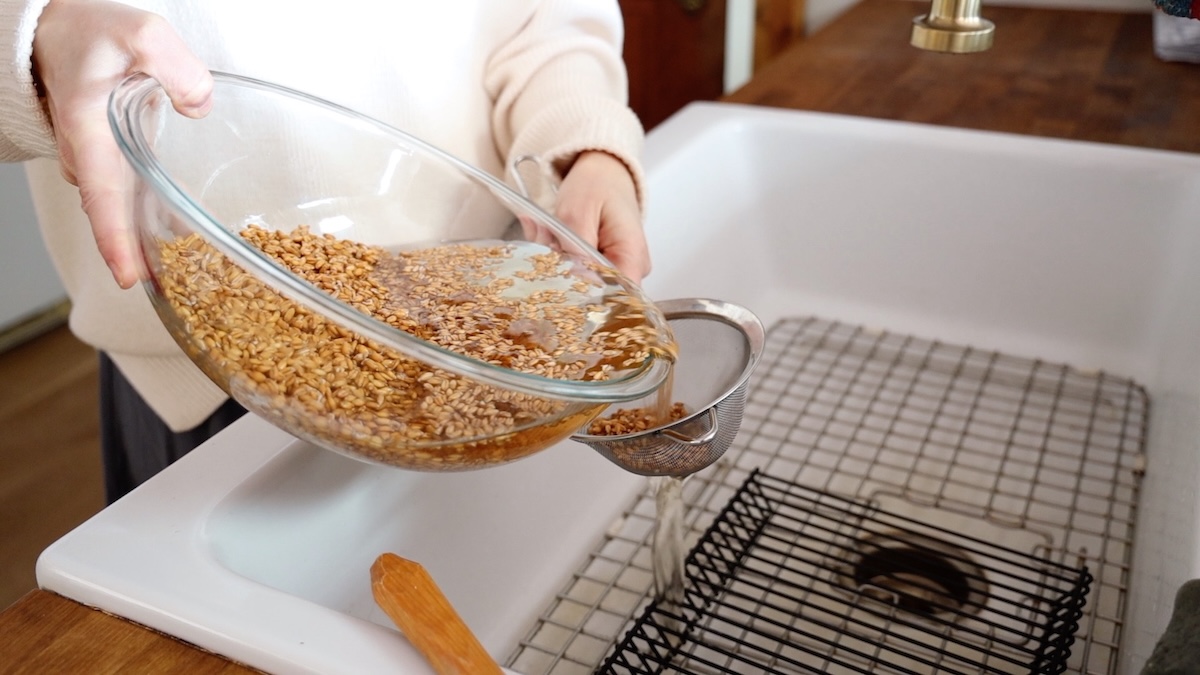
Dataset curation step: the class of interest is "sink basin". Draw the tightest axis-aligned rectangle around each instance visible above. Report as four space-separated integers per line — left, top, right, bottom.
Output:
38 102 1200 674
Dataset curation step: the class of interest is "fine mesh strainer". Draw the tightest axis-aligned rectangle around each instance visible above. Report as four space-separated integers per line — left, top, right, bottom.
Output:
572 298 765 477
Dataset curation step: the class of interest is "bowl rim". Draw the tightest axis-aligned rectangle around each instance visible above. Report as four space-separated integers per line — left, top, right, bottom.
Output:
107 70 672 403
570 297 765 441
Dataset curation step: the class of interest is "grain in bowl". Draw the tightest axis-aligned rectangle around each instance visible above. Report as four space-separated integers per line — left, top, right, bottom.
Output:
152 223 676 470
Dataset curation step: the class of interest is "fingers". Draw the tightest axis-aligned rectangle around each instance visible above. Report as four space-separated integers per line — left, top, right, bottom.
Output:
66 104 140 287
553 152 651 283
555 193 651 283
553 197 602 249
104 15 212 286
34 1 213 288
598 230 652 284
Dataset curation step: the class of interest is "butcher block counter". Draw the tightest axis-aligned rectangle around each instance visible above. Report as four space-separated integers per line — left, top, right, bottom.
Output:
1 1 1196 672
727 0 1199 151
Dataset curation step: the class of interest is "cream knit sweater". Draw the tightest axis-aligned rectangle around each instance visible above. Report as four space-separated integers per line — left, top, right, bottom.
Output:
0 0 646 431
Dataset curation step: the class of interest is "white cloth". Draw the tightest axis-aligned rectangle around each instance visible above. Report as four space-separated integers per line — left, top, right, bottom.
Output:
0 0 645 430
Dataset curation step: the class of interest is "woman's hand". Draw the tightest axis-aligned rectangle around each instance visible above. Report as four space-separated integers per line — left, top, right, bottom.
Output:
33 0 212 288
554 150 651 283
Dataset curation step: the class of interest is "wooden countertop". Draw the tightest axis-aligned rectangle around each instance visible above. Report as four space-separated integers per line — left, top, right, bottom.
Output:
1 2 1196 672
726 0 1200 153
0 590 259 674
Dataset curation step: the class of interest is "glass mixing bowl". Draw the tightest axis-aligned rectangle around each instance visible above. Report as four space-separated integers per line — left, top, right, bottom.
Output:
108 71 675 471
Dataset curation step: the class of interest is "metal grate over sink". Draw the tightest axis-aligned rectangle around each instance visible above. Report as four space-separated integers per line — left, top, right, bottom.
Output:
505 317 1147 675
597 470 1092 673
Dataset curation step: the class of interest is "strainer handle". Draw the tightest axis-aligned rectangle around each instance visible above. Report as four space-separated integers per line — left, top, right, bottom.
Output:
658 408 719 445
511 154 558 202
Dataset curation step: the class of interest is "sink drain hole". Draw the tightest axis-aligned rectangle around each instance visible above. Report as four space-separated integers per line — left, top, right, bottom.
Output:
845 532 988 621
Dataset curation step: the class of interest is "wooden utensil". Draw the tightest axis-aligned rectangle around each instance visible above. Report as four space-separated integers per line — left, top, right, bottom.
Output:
370 553 503 675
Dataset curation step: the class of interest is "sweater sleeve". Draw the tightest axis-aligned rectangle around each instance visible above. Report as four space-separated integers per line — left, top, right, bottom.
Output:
483 0 646 207
0 0 58 162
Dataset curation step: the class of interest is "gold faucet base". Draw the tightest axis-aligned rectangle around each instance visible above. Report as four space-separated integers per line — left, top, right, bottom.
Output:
911 14 995 53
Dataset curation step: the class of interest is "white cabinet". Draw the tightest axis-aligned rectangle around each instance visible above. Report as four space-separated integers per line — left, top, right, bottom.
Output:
0 163 65 331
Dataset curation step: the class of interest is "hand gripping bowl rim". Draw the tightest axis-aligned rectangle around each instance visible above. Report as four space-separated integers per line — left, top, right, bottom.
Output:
107 71 673 403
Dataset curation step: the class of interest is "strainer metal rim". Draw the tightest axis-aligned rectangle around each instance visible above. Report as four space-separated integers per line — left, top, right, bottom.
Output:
571 297 765 442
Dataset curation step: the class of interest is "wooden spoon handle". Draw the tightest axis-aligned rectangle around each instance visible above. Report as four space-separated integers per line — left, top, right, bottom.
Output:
371 553 503 675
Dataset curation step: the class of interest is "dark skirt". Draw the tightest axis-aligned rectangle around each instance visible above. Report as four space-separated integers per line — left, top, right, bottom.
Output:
98 353 246 504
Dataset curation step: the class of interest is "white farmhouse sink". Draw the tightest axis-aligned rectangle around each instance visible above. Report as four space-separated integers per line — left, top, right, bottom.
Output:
38 102 1200 674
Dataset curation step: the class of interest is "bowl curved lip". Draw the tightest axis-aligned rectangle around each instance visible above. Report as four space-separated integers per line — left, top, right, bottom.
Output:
107 70 672 403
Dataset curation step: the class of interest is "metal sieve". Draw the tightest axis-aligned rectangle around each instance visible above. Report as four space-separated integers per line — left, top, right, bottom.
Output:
572 297 765 477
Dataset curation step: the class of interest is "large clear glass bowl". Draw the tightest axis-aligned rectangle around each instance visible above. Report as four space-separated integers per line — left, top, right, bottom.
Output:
108 71 674 471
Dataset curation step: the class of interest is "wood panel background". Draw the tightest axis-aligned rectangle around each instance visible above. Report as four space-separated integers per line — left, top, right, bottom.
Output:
726 0 1200 153
755 0 808 70
619 0 730 130
619 0 807 130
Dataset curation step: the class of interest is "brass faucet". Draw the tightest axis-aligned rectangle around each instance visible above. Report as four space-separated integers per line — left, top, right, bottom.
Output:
911 0 994 53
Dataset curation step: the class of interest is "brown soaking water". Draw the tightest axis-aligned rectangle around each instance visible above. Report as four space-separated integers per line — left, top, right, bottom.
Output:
648 369 688 606
577 316 690 616
648 369 689 631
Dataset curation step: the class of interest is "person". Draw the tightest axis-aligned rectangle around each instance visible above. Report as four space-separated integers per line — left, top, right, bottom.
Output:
0 0 652 503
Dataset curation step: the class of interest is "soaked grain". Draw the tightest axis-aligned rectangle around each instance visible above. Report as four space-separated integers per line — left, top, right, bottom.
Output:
156 224 674 469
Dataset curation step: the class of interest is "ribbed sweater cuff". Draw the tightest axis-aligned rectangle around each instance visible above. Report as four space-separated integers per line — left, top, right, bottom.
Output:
508 94 647 211
0 0 57 161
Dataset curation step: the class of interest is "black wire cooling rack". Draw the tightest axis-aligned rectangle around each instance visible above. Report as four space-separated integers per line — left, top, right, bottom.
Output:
505 316 1145 675
598 469 1093 675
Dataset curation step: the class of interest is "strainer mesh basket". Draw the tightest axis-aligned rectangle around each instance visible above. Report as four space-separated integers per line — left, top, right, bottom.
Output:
572 299 764 477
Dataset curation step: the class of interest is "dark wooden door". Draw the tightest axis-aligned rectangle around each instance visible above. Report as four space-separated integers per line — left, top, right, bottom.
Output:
619 0 728 130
